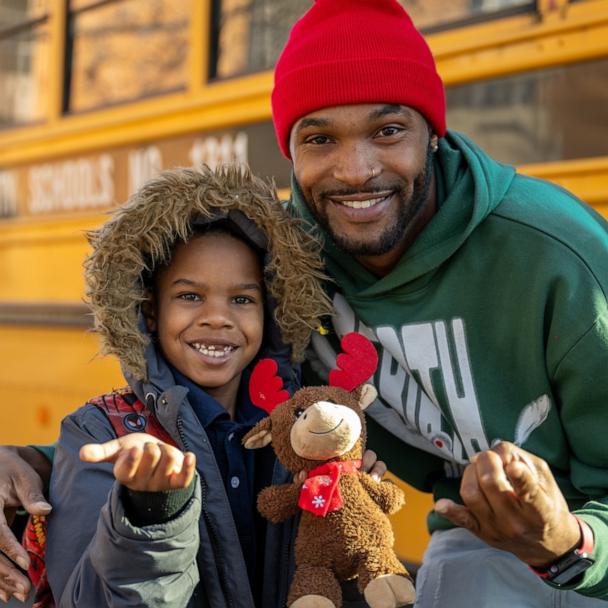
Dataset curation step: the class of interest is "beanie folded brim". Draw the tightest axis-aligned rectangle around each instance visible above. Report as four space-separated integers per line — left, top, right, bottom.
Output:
273 57 446 157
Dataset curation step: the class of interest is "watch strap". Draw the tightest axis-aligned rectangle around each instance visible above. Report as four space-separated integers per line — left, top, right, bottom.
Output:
530 514 594 582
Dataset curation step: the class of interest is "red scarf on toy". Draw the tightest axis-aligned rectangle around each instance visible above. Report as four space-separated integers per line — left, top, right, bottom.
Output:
298 460 362 517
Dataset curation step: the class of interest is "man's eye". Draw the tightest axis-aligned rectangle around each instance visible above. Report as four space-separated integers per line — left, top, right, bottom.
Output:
305 135 331 145
378 126 401 137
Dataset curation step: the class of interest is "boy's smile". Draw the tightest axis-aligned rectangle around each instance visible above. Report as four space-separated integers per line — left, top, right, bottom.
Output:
150 231 264 415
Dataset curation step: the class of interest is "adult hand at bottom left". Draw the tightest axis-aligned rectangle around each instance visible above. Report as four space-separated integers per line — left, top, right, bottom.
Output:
434 442 582 568
0 445 52 604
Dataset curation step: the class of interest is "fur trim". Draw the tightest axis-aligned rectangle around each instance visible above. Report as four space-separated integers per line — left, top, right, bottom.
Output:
84 165 331 380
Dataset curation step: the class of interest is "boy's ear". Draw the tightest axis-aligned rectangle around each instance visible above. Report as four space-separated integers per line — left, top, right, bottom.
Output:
141 294 158 333
243 417 273 449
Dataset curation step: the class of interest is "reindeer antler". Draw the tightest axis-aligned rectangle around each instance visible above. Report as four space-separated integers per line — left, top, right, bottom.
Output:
329 332 378 392
249 359 290 414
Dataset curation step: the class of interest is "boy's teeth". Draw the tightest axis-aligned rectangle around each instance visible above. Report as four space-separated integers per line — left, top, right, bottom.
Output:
340 196 385 209
193 343 234 357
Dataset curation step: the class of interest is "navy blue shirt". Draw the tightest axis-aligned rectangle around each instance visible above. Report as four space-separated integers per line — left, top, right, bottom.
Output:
171 367 275 595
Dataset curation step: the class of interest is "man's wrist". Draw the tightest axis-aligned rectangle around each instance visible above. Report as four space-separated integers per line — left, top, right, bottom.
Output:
529 515 595 586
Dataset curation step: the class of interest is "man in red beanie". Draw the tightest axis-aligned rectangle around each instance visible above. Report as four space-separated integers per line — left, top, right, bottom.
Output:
1 1 608 607
272 1 608 607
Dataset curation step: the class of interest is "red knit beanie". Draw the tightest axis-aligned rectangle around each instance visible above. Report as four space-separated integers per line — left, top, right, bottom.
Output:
272 0 446 158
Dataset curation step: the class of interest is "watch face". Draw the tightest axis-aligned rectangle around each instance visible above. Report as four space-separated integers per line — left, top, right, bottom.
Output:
552 557 595 586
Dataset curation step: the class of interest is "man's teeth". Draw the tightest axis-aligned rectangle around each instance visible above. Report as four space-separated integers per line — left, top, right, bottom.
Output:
192 343 235 357
339 196 386 209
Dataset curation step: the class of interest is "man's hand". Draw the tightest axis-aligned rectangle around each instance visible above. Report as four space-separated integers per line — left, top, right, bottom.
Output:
80 433 196 492
434 442 581 567
0 445 52 603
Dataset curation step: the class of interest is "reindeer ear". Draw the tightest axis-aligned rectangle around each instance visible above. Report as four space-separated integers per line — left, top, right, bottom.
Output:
243 417 273 449
357 384 378 411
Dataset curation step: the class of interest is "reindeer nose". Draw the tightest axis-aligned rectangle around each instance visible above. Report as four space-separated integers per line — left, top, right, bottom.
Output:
306 402 342 430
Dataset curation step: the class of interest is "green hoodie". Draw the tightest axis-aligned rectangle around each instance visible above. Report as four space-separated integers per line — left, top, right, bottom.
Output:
291 131 608 599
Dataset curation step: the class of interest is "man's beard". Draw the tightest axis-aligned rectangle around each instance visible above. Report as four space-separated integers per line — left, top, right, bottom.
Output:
303 143 434 257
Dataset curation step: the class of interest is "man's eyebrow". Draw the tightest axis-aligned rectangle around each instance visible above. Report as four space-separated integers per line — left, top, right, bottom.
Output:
369 104 411 120
294 117 331 133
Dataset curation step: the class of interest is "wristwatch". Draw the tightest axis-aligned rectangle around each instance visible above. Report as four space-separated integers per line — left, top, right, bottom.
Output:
530 515 595 587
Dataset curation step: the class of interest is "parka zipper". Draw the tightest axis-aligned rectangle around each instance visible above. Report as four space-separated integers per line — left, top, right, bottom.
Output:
177 415 235 608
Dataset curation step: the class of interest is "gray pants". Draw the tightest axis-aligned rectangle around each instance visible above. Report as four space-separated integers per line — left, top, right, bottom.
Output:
414 528 604 607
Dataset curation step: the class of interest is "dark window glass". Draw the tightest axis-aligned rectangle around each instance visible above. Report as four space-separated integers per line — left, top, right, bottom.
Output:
212 0 310 79
211 0 535 79
67 0 191 113
445 58 608 164
399 0 534 31
0 0 49 127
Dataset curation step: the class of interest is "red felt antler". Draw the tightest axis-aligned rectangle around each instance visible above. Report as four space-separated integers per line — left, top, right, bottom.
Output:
329 332 378 392
249 359 290 414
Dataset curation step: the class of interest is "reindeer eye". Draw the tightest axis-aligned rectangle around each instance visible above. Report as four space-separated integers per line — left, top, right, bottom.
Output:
294 408 305 419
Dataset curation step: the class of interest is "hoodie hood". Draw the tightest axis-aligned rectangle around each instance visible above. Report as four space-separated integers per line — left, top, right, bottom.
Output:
289 130 516 299
85 165 331 381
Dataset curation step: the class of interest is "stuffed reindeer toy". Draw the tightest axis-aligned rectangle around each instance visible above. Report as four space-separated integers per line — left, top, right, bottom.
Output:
243 333 415 608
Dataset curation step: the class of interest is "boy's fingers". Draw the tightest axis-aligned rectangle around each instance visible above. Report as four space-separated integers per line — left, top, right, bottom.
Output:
81 440 123 463
113 447 143 485
171 452 196 489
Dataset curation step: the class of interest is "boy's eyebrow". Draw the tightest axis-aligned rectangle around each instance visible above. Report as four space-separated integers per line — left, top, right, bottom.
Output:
171 278 262 291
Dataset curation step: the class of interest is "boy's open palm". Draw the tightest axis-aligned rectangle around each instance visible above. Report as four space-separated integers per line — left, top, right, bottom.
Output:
80 433 196 492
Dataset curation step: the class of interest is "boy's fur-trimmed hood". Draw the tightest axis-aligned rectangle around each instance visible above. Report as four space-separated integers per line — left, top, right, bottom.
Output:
85 165 331 381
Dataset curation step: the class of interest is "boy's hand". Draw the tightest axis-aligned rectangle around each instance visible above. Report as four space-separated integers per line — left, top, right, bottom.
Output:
80 433 196 493
362 449 387 482
434 442 581 567
293 449 388 485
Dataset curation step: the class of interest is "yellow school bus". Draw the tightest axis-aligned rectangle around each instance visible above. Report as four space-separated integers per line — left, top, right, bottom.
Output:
1 0 607 565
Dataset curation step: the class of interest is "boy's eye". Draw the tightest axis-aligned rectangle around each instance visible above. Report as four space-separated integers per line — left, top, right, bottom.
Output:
233 295 255 305
178 293 200 302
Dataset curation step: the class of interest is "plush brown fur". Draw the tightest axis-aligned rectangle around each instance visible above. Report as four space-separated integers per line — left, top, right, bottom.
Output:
243 385 415 608
84 165 332 380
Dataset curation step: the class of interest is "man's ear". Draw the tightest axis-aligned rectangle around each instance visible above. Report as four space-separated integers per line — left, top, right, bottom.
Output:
243 417 273 449
141 294 158 333
357 384 377 411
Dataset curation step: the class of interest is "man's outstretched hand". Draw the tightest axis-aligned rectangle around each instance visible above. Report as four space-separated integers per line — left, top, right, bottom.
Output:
0 446 52 603
435 442 582 568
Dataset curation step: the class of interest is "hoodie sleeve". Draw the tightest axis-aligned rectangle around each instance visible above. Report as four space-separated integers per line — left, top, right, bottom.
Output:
46 404 200 608
550 315 608 599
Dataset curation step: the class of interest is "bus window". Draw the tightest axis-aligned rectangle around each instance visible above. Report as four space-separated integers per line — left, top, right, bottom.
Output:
66 0 191 113
446 57 608 165
0 0 50 127
211 0 311 79
401 0 534 31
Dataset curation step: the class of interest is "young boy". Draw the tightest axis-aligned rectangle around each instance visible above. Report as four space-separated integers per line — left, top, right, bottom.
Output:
44 165 332 608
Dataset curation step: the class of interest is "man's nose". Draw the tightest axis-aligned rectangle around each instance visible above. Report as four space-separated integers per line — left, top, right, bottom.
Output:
332 142 376 188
